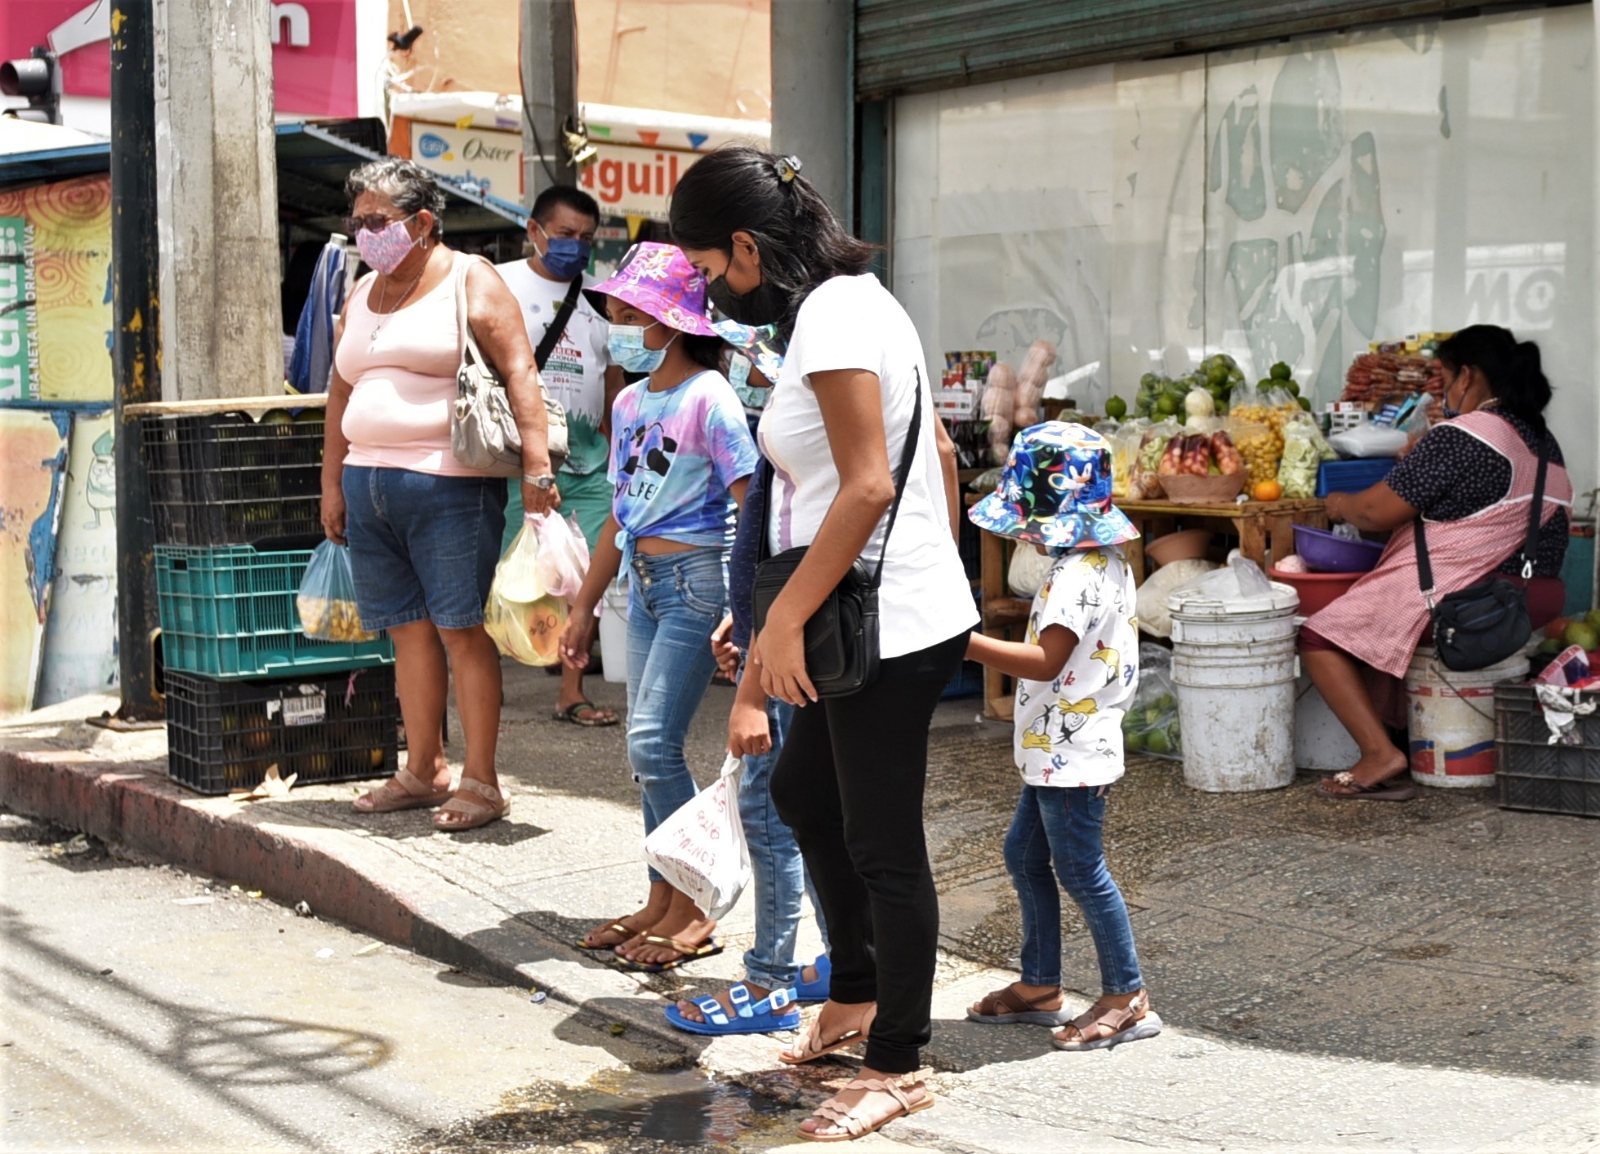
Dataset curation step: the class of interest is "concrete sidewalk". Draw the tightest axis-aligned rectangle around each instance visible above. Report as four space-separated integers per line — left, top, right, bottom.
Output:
2 664 1595 1152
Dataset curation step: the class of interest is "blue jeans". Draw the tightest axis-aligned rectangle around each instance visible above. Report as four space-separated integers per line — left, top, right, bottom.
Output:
739 695 828 988
626 547 726 882
1005 784 1143 995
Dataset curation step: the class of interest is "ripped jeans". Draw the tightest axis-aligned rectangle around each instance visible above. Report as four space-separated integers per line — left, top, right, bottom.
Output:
625 547 727 883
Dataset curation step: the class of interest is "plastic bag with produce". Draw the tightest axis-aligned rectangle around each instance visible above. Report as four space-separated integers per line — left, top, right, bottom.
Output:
484 520 569 666
1123 643 1181 759
1224 402 1282 486
1110 418 1148 497
297 541 375 642
1276 412 1338 498
1130 418 1179 499
529 511 591 600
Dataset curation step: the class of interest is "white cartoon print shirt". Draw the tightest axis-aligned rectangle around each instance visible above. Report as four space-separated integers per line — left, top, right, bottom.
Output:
1012 546 1139 788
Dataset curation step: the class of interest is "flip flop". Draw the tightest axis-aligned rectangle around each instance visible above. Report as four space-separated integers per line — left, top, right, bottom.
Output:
966 983 1073 1026
575 921 637 951
664 983 801 1036
795 955 831 1004
352 766 451 813
553 700 619 727
614 934 723 973
1315 771 1416 802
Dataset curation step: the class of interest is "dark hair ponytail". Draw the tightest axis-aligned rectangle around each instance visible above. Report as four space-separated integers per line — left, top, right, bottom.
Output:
668 145 877 336
1436 324 1553 435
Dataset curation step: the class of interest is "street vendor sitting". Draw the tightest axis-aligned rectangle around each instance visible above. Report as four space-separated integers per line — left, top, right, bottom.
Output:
1302 325 1572 801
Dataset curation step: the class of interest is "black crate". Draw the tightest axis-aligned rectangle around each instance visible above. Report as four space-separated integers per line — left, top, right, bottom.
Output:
1494 684 1600 818
141 411 326 546
164 666 397 795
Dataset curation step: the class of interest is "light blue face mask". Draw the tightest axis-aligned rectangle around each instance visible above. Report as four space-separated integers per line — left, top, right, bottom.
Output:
607 323 676 373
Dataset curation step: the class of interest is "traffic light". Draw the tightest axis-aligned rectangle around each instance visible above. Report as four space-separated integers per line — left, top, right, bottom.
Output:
1 48 62 126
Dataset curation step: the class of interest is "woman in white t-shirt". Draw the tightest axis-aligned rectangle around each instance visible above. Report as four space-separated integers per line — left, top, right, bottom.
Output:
671 146 978 1142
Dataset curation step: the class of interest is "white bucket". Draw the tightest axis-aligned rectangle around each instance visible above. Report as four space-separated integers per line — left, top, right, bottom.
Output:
1295 674 1361 771
1169 582 1301 792
1405 646 1527 787
598 581 630 685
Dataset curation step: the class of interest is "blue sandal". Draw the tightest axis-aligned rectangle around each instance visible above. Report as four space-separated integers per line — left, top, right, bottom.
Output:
796 954 831 1004
664 982 801 1036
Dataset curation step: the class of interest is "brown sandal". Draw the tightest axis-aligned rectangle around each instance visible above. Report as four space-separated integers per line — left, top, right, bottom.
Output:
431 778 510 832
352 766 451 813
967 983 1072 1026
780 1005 876 1065
800 1071 934 1142
1052 990 1163 1051
1315 771 1415 802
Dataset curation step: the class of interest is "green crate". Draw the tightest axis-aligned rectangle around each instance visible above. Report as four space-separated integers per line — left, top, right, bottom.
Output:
155 545 393 680
1495 684 1600 818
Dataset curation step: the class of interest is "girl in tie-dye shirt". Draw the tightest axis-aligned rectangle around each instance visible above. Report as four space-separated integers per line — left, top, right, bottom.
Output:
559 243 758 972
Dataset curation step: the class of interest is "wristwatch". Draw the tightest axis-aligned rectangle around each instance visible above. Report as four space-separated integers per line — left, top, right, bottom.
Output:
523 473 557 489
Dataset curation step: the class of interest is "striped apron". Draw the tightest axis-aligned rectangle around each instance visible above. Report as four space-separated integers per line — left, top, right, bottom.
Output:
1305 409 1573 679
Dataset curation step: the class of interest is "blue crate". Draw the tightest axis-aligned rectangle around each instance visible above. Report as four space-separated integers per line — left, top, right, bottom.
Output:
1316 458 1395 497
155 545 394 680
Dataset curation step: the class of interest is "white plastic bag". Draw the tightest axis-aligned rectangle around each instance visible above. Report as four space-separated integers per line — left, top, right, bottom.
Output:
1328 420 1411 459
1136 558 1218 638
641 754 750 920
529 511 589 600
297 540 375 641
1008 543 1055 598
484 520 568 666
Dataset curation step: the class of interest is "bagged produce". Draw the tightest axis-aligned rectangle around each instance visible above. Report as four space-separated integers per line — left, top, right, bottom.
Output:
641 754 751 920
297 540 375 642
1276 412 1339 498
1008 542 1055 598
1123 643 1181 758
1110 418 1148 497
1013 341 1056 429
1225 409 1282 486
529 511 590 600
484 519 568 666
1210 429 1244 476
983 361 1018 464
1130 418 1180 500
1136 558 1218 638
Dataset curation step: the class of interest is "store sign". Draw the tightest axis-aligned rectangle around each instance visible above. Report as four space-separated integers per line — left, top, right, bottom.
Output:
0 217 37 402
410 125 522 201
578 143 700 219
8 1 359 117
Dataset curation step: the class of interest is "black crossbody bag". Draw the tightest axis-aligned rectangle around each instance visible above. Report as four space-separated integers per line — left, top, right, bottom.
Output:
750 370 923 698
1414 443 1549 672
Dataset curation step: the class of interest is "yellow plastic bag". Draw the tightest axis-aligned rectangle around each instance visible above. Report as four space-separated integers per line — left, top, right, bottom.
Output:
484 520 568 666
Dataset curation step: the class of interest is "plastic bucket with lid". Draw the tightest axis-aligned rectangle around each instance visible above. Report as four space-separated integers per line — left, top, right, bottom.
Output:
1169 581 1301 792
598 581 630 685
1405 646 1528 787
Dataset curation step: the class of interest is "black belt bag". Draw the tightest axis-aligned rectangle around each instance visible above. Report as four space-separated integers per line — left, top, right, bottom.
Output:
751 370 923 699
1415 443 1548 673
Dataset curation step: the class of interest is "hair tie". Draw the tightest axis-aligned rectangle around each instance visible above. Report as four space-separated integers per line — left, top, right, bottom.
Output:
774 155 803 184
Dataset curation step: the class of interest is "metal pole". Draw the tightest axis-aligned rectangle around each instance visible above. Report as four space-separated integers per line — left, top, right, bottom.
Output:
109 0 162 722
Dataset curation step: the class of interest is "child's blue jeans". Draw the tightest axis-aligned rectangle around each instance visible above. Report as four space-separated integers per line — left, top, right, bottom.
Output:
738 695 829 989
1005 784 1144 995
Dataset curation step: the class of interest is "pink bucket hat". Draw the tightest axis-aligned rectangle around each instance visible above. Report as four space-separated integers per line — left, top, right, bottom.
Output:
591 241 718 337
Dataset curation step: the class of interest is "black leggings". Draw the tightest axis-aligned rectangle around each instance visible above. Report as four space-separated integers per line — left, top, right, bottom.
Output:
770 630 969 1073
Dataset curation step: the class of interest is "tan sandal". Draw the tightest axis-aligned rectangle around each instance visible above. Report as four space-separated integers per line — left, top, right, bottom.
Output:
353 767 451 813
799 1071 934 1142
431 778 510 832
967 983 1072 1026
779 1004 875 1065
1051 990 1163 1051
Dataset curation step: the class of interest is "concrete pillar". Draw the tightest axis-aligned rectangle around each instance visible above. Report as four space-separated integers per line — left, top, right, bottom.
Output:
520 0 578 207
771 0 852 223
153 0 283 400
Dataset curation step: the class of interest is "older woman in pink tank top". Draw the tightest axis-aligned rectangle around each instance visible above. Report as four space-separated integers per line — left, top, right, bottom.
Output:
322 158 556 832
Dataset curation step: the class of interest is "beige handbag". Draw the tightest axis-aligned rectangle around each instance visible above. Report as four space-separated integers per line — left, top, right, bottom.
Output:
451 255 568 476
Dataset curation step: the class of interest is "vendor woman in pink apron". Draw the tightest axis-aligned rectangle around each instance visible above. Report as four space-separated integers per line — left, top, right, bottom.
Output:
1303 325 1572 801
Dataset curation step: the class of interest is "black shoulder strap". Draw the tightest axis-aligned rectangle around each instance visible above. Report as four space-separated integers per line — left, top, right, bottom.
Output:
534 276 583 372
1413 518 1434 599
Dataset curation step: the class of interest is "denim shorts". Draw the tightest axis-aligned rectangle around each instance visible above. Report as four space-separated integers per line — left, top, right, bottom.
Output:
342 465 507 631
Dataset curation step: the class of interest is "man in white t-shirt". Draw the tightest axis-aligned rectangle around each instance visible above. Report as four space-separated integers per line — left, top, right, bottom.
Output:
497 186 625 727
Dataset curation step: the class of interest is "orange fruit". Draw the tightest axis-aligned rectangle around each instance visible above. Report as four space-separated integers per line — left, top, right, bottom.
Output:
1252 479 1284 502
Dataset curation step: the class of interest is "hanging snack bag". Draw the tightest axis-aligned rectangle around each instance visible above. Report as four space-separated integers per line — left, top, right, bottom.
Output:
1276 411 1339 499
1111 418 1149 497
1130 418 1179 499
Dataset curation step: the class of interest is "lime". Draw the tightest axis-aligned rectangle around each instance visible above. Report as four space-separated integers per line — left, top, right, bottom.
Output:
1538 637 1565 656
1146 731 1171 756
1207 363 1229 387
1297 396 1312 411
1270 361 1292 380
1105 395 1128 420
1563 621 1600 651
1155 395 1178 417
1281 379 1300 397
1125 731 1146 752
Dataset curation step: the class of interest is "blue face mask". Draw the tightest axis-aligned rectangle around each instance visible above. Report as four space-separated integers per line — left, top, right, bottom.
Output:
535 223 591 280
608 323 676 373
1441 370 1463 419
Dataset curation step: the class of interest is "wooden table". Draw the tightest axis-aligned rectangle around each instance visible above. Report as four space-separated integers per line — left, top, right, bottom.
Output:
1119 497 1329 586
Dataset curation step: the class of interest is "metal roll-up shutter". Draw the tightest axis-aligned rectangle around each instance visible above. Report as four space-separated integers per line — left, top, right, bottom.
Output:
854 0 1543 98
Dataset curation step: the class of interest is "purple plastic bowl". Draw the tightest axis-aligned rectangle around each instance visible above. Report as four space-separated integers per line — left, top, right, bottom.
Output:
1293 524 1385 574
